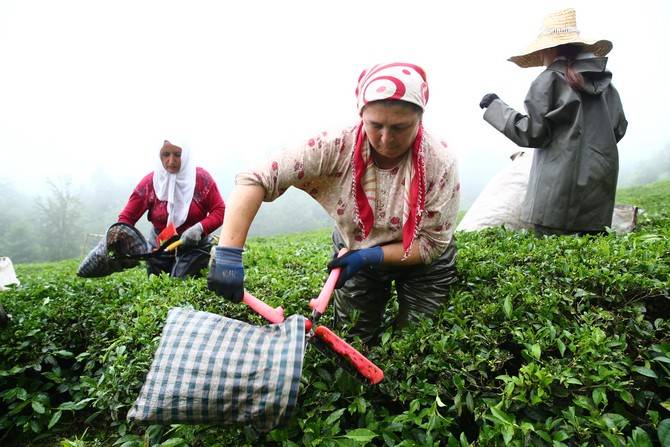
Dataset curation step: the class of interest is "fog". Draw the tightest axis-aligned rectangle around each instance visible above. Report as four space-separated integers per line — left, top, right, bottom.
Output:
1 0 669 244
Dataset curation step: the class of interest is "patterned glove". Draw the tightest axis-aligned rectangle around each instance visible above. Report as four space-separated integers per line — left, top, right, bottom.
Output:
207 246 244 302
180 223 203 247
327 246 384 289
479 93 500 109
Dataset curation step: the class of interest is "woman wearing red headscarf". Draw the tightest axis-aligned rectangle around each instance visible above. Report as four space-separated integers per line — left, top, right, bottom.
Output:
208 63 460 344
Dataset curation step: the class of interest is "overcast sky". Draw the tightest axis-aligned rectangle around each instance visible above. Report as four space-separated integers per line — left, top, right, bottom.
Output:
1 0 668 200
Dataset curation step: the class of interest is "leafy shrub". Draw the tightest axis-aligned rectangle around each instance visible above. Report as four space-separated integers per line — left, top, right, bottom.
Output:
0 180 668 446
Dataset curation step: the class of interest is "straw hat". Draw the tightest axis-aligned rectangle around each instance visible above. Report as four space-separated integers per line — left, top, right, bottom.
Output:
508 8 612 68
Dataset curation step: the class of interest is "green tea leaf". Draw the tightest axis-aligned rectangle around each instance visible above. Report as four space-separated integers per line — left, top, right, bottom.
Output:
502 424 514 444
343 428 377 442
159 438 186 447
31 401 45 414
557 339 566 357
325 408 346 425
658 419 670 447
490 406 514 424
530 344 541 360
503 297 512 318
630 427 653 447
47 410 62 429
632 366 658 378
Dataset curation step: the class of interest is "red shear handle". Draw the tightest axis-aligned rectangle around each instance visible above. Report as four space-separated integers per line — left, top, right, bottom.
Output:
242 291 285 324
309 248 348 315
156 222 177 246
313 326 384 385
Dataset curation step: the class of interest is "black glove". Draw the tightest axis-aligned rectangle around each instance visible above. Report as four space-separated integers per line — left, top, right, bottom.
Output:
327 246 384 289
479 93 499 109
207 246 244 302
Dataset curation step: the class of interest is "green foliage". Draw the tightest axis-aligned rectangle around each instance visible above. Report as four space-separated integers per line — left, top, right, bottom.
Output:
1 181 669 446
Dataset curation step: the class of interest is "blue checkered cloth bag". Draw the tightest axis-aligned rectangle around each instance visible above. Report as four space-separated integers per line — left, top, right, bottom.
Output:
127 308 305 432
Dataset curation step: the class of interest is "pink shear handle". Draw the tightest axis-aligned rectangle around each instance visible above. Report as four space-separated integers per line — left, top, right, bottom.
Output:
309 248 347 315
313 326 384 385
242 291 285 324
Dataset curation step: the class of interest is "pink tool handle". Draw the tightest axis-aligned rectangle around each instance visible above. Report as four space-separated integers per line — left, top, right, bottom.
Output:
313 325 384 385
309 248 347 315
242 291 285 324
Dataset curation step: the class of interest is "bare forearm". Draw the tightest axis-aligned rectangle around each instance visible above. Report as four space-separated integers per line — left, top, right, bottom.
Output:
218 185 265 248
381 241 423 266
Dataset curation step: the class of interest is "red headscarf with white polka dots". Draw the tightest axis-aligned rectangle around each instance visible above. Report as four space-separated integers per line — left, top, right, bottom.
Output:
352 63 428 258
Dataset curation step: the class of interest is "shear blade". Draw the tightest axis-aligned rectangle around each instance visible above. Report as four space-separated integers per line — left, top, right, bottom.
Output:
309 336 371 385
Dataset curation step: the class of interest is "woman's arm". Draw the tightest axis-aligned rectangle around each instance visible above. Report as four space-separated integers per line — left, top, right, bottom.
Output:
217 184 265 248
483 72 555 149
197 171 226 235
117 174 152 226
380 241 423 265
413 153 460 264
606 85 628 142
236 130 348 202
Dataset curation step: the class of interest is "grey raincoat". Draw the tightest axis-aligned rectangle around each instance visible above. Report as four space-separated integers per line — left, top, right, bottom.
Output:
483 56 627 232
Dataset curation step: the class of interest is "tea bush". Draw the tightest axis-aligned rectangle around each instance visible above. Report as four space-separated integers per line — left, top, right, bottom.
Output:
1 180 668 446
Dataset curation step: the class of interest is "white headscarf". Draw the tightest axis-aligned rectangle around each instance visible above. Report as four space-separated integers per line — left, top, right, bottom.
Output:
152 139 197 228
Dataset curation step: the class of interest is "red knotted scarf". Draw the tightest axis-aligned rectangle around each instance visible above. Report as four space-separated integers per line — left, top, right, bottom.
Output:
351 122 426 257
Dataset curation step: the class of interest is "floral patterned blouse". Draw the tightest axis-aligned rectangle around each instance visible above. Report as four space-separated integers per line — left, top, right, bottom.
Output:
236 126 460 264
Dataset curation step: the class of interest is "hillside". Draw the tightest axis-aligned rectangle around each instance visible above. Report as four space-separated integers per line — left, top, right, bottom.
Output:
0 180 668 446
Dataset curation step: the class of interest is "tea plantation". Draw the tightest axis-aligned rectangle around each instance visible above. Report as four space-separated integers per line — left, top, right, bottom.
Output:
1 181 668 446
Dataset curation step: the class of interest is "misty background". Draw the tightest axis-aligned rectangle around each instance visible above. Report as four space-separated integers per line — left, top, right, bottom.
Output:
1 0 669 263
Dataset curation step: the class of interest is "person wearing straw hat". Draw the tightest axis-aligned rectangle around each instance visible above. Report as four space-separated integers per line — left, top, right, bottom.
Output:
479 8 627 236
208 62 460 345
117 139 225 278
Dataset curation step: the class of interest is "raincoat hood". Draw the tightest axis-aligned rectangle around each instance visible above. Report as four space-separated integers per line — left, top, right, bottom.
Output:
547 56 612 95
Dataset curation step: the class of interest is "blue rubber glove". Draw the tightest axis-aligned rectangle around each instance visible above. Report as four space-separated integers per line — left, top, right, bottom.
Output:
327 246 384 289
207 246 244 302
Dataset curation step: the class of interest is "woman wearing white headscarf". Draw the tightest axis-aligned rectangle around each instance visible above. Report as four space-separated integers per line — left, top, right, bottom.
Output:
118 139 225 278
207 62 460 345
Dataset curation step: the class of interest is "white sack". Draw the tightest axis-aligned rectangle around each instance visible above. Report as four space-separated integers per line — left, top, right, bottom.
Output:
457 152 532 232
0 257 20 291
457 152 638 234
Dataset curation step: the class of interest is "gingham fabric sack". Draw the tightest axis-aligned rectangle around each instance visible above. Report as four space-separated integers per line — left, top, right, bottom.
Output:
127 308 305 432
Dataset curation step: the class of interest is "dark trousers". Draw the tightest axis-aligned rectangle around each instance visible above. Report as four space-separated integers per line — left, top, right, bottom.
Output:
331 230 458 345
146 229 213 279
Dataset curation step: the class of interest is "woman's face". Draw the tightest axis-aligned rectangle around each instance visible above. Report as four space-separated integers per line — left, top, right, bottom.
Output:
160 140 182 174
361 101 422 168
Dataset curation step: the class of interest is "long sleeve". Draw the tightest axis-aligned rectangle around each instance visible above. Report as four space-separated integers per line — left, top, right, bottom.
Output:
605 85 628 142
198 174 225 235
416 145 460 264
118 173 153 226
483 72 555 149
235 130 350 202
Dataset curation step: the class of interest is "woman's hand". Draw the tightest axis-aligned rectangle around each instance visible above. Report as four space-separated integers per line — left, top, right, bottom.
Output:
207 246 245 302
327 246 384 288
180 222 203 247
